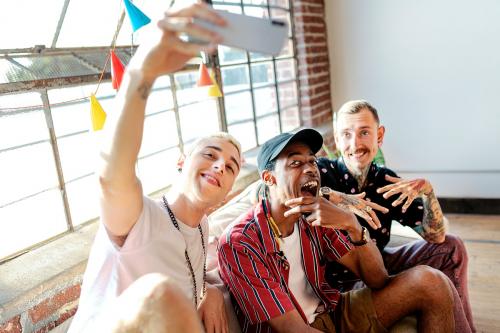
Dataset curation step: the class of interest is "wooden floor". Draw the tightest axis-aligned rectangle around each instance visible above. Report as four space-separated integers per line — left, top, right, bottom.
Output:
448 214 500 333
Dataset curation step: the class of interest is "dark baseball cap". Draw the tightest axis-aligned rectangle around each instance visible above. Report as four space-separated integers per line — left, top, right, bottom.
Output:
257 128 323 174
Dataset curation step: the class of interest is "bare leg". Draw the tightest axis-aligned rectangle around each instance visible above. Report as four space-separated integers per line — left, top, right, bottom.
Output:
383 235 474 332
372 265 454 333
104 273 204 333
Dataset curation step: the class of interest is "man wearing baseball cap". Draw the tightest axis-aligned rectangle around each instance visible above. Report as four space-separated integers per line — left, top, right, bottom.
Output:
218 128 457 333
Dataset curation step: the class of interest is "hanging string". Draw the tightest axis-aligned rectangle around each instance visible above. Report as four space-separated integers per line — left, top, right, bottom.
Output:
0 0 180 114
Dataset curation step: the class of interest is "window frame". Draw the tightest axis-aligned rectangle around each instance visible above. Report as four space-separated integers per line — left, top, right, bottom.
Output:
0 0 301 263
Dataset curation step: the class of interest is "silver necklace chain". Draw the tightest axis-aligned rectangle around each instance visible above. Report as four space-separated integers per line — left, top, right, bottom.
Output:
162 196 206 307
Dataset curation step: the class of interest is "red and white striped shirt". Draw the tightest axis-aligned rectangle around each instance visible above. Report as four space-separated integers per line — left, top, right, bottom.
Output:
218 200 353 333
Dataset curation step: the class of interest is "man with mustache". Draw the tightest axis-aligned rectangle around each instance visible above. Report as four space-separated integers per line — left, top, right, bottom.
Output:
317 100 474 332
218 129 457 333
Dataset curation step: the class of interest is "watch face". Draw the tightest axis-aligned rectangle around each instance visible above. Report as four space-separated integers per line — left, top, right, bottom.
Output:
319 187 331 197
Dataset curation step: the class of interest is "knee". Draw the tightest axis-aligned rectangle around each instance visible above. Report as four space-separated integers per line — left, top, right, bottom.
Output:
405 266 453 302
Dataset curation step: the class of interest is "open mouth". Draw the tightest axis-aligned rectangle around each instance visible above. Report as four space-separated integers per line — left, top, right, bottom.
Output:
202 173 221 187
300 180 318 197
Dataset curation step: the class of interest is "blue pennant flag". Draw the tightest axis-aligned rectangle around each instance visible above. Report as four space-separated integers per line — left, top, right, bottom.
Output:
123 0 151 32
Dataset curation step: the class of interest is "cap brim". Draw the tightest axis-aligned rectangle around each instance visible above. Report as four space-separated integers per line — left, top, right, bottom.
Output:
268 128 323 162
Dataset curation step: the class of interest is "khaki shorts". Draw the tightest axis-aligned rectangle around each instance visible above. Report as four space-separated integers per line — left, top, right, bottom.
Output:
311 288 388 333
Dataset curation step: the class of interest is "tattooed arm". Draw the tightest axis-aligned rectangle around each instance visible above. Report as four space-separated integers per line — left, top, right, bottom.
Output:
321 187 388 230
99 4 224 240
377 175 447 243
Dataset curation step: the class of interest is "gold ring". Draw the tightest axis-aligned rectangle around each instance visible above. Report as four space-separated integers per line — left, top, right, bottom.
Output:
365 206 372 213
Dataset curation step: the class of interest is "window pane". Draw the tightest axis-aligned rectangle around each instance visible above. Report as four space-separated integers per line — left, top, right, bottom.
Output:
0 189 67 260
0 142 59 208
213 4 243 13
276 58 296 82
57 132 97 182
56 0 124 47
278 81 298 109
0 109 48 151
251 62 275 88
243 6 269 18
218 46 247 66
146 77 173 115
0 92 41 109
280 106 300 132
224 91 253 125
242 0 267 5
175 72 206 106
257 114 280 145
138 147 181 195
49 84 115 137
249 51 273 61
254 86 277 117
0 0 64 49
66 175 99 226
179 100 219 143
140 111 179 158
269 0 289 8
221 65 250 93
228 121 257 152
51 102 91 137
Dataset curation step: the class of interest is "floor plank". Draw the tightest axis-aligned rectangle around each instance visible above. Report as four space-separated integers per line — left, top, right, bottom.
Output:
448 214 500 333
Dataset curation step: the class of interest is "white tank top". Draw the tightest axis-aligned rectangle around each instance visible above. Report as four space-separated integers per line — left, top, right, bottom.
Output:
281 223 321 324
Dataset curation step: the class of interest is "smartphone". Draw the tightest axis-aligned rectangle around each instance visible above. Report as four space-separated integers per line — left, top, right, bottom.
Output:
192 10 288 56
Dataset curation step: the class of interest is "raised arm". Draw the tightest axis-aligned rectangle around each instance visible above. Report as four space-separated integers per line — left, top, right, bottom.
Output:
377 175 447 243
99 3 225 240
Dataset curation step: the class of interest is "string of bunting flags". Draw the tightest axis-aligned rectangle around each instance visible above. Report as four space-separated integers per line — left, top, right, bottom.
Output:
0 0 223 132
90 0 223 131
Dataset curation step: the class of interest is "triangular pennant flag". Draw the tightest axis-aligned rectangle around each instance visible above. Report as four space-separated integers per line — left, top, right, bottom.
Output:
90 94 107 131
110 50 125 90
197 63 213 87
123 0 151 32
208 71 222 97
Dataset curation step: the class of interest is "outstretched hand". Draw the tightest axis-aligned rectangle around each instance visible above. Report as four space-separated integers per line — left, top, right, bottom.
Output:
376 175 432 213
129 2 226 80
331 191 387 229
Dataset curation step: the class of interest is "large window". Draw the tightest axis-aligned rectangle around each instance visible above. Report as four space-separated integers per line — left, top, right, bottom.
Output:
0 0 300 262
214 0 300 150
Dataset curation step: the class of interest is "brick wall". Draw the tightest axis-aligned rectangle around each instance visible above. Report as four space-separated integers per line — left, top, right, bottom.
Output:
293 0 334 133
0 285 80 333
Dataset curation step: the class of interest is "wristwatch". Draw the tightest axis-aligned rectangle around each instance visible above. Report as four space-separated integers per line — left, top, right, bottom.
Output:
348 226 369 246
319 186 332 200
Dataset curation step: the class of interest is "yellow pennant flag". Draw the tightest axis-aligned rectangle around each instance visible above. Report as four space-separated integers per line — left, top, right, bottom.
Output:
208 71 223 98
90 94 107 131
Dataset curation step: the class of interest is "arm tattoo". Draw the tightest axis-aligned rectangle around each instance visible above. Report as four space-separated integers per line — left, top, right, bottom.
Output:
421 190 447 242
137 83 152 100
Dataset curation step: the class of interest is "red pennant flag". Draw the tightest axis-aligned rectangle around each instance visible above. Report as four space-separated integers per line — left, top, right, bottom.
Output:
110 50 125 90
197 63 213 87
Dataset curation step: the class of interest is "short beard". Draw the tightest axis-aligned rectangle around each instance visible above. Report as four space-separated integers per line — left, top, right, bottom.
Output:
344 159 371 190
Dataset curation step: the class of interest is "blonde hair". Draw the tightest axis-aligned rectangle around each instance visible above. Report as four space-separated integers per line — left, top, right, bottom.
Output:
335 100 380 130
185 132 242 160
